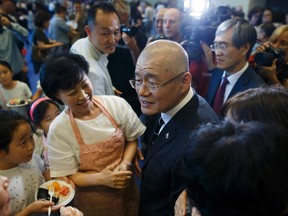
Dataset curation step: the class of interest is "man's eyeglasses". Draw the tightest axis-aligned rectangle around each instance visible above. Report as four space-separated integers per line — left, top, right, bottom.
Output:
129 72 186 93
210 43 233 52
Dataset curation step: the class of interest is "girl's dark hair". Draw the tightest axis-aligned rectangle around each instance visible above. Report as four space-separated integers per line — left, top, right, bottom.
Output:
34 10 51 28
0 60 12 72
0 110 31 153
29 99 60 126
39 51 89 105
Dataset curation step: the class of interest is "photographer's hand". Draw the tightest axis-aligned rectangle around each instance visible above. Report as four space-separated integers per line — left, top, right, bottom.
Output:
200 41 215 70
122 32 140 65
254 42 270 55
257 58 281 85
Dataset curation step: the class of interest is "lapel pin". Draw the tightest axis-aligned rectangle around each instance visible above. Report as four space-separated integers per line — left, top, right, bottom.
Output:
165 133 169 139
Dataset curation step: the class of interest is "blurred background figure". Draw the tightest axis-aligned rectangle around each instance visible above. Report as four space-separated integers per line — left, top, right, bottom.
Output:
31 10 63 74
253 25 288 88
147 7 167 43
248 6 262 28
252 21 276 51
142 1 154 37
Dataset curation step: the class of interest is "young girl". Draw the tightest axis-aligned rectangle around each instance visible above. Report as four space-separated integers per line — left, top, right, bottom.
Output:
40 52 146 216
0 110 60 215
29 97 61 166
0 60 42 109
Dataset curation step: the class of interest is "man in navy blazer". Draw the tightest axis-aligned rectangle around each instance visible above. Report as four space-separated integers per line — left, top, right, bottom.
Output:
203 18 266 115
131 40 219 216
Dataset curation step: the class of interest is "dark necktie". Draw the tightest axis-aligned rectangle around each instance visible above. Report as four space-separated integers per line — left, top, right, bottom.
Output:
151 117 164 144
213 76 229 115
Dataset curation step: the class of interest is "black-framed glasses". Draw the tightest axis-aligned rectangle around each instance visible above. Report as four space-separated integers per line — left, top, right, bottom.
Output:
210 43 233 52
129 72 186 92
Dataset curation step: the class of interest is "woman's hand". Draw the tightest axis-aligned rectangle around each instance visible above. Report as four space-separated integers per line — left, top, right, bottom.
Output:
99 163 132 189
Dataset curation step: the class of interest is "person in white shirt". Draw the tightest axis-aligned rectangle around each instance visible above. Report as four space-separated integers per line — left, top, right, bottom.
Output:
70 2 121 95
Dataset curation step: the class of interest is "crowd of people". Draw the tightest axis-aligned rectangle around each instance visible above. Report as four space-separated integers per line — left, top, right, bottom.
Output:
0 0 288 216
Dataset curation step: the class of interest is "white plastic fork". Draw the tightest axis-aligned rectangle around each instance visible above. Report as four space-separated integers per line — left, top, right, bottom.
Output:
48 186 54 216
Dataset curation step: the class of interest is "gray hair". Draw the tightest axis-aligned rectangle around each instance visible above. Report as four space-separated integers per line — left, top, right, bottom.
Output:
216 17 257 59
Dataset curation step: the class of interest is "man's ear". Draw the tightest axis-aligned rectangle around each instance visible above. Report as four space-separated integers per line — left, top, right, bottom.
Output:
85 25 92 38
242 43 250 56
180 72 192 89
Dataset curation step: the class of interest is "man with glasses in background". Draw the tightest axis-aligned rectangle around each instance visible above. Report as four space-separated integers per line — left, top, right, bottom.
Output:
131 39 218 216
203 17 266 115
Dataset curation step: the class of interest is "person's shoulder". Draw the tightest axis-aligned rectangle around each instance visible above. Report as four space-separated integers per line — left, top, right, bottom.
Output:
70 37 90 55
49 110 69 131
15 81 29 88
98 95 127 104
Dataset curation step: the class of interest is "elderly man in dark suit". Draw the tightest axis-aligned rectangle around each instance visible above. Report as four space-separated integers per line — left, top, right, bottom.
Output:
203 17 266 115
130 40 219 216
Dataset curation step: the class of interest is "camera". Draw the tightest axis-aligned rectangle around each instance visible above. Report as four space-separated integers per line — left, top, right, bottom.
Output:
182 26 217 61
121 25 138 37
254 46 285 67
181 6 231 62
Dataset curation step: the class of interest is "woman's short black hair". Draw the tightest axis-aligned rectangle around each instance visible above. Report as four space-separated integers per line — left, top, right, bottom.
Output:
39 51 89 105
34 10 51 28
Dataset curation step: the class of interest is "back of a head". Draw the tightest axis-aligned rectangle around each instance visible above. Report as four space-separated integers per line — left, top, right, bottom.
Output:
221 86 288 129
54 3 66 14
112 0 130 17
179 121 288 216
259 22 276 39
139 39 189 75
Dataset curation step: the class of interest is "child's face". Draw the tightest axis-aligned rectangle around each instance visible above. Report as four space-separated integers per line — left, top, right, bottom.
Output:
0 175 10 216
0 65 13 87
1 122 34 169
40 103 61 135
56 74 94 118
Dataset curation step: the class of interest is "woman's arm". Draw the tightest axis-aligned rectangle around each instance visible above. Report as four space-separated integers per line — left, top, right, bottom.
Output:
118 140 138 170
36 40 63 50
68 164 132 189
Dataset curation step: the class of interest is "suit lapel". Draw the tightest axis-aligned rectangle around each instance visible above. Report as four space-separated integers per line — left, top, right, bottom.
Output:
143 95 200 169
228 66 251 98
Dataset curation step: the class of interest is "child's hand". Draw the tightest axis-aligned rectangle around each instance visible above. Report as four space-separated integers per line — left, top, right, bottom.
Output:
100 163 132 189
18 200 61 215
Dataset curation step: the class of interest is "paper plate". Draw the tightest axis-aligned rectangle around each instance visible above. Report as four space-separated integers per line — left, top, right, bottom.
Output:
6 101 28 107
35 180 75 207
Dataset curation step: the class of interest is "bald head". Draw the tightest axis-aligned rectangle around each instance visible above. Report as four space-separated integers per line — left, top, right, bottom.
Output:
163 8 182 42
139 40 189 75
